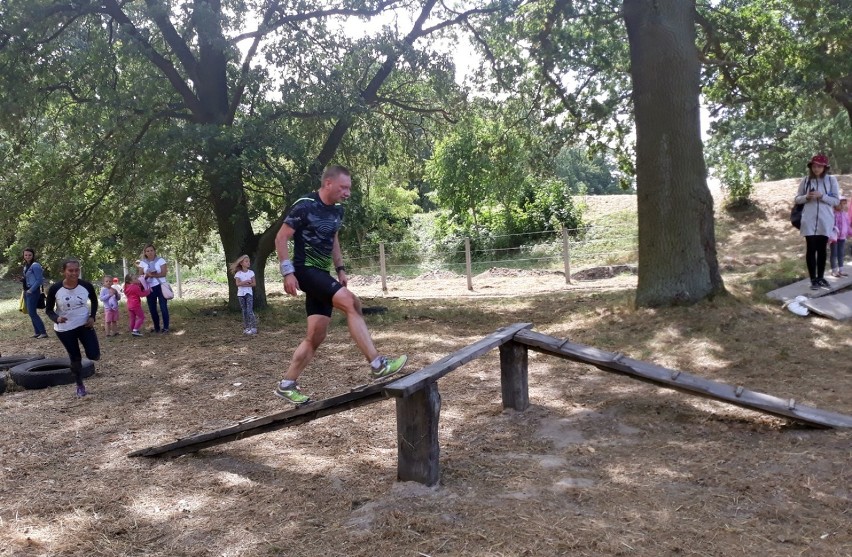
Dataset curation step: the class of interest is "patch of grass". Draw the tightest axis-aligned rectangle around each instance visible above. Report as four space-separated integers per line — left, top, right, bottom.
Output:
746 258 805 299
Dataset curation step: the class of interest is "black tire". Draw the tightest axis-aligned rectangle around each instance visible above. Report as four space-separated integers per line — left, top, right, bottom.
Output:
10 358 96 390
0 354 45 371
0 371 7 395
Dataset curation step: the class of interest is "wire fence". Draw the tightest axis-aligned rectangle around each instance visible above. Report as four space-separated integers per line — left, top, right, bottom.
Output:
260 225 640 292
98 224 638 299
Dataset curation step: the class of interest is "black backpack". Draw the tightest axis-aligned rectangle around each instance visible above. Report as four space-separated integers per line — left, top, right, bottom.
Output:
790 177 812 229
790 203 803 229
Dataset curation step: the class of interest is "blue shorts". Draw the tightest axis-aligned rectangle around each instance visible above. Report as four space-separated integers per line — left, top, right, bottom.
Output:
294 266 343 317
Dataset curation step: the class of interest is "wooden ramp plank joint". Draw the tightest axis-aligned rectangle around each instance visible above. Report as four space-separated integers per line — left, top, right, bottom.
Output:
384 322 533 398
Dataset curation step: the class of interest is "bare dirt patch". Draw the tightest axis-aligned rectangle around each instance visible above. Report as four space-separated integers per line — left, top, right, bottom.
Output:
1 178 850 557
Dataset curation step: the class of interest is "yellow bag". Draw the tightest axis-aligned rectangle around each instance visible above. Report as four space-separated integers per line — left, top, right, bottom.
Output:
19 292 26 313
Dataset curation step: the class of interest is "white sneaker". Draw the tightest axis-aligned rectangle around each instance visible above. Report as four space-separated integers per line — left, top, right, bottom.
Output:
249 328 258 335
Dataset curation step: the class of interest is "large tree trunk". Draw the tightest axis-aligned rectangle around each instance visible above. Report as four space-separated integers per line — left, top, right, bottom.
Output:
824 75 852 129
205 142 266 310
624 0 725 307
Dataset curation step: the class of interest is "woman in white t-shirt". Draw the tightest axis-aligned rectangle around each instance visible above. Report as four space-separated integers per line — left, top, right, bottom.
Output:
45 259 101 397
229 255 257 335
138 244 171 333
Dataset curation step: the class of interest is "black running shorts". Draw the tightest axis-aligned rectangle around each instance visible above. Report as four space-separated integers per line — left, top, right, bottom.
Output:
294 265 343 317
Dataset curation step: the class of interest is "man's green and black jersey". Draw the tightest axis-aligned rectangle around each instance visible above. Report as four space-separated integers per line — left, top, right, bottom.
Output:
283 192 344 271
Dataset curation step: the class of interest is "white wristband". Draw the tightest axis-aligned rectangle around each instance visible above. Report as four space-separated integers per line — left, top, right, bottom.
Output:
279 260 295 276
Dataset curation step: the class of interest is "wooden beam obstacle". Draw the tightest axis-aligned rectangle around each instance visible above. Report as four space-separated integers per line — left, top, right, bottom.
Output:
130 323 852 486
127 322 533 463
509 329 852 430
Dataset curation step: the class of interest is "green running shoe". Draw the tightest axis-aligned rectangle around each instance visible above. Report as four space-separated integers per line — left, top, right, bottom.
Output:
370 355 408 379
274 382 310 404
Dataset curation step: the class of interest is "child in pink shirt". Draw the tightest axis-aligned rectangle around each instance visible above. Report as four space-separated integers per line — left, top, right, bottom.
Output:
830 197 850 277
124 273 151 336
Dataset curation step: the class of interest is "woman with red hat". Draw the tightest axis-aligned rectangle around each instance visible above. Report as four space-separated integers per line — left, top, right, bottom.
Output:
793 154 840 290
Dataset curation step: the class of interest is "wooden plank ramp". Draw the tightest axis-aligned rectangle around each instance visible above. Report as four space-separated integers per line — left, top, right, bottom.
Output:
129 380 398 458
513 329 852 429
801 290 852 320
766 275 852 302
384 322 533 398
130 323 534 459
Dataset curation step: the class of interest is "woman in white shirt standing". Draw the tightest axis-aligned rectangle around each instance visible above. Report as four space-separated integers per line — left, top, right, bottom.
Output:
45 259 101 397
138 244 171 333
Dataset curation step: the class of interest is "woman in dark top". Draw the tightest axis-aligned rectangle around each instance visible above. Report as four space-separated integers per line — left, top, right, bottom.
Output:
22 248 48 338
45 259 101 397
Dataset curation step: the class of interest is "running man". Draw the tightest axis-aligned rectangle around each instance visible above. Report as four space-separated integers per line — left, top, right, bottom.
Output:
273 165 407 403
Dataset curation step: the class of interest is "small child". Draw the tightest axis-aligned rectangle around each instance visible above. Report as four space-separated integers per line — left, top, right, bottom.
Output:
100 275 121 337
830 197 850 277
111 276 123 297
124 273 151 336
229 254 257 335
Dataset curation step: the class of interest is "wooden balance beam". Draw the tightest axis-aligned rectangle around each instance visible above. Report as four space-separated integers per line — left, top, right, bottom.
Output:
510 329 852 429
128 323 534 462
384 328 852 484
130 322 851 487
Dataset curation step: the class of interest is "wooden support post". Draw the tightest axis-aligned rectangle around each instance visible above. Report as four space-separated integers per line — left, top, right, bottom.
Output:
499 341 529 411
396 383 441 486
562 226 572 284
379 242 388 293
465 237 473 291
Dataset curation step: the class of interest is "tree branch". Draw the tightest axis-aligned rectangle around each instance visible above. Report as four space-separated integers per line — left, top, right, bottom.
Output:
143 0 200 86
373 95 456 121
100 0 207 121
228 0 281 123
463 19 514 92
229 0 402 44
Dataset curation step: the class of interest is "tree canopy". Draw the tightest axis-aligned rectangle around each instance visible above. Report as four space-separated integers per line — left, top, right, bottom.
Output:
2 0 850 307
0 0 486 303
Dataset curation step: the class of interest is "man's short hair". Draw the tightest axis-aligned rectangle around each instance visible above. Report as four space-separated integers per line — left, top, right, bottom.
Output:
322 165 351 183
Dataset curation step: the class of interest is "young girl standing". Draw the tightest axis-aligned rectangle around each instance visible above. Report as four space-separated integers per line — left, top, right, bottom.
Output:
229 255 257 335
830 197 850 277
99 275 121 336
124 273 151 336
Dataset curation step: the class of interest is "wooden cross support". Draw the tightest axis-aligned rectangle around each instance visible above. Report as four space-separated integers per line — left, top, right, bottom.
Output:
386 322 533 485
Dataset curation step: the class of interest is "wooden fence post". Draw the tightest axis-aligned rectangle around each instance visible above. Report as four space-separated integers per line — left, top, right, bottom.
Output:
396 383 441 486
379 242 388 293
499 341 530 411
174 260 182 298
562 226 572 284
465 237 473 291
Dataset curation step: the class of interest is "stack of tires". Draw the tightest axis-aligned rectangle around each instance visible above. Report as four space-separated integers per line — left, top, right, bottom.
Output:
0 353 95 395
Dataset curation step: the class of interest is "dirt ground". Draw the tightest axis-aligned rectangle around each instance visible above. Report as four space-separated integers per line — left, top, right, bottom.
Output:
1 178 850 557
